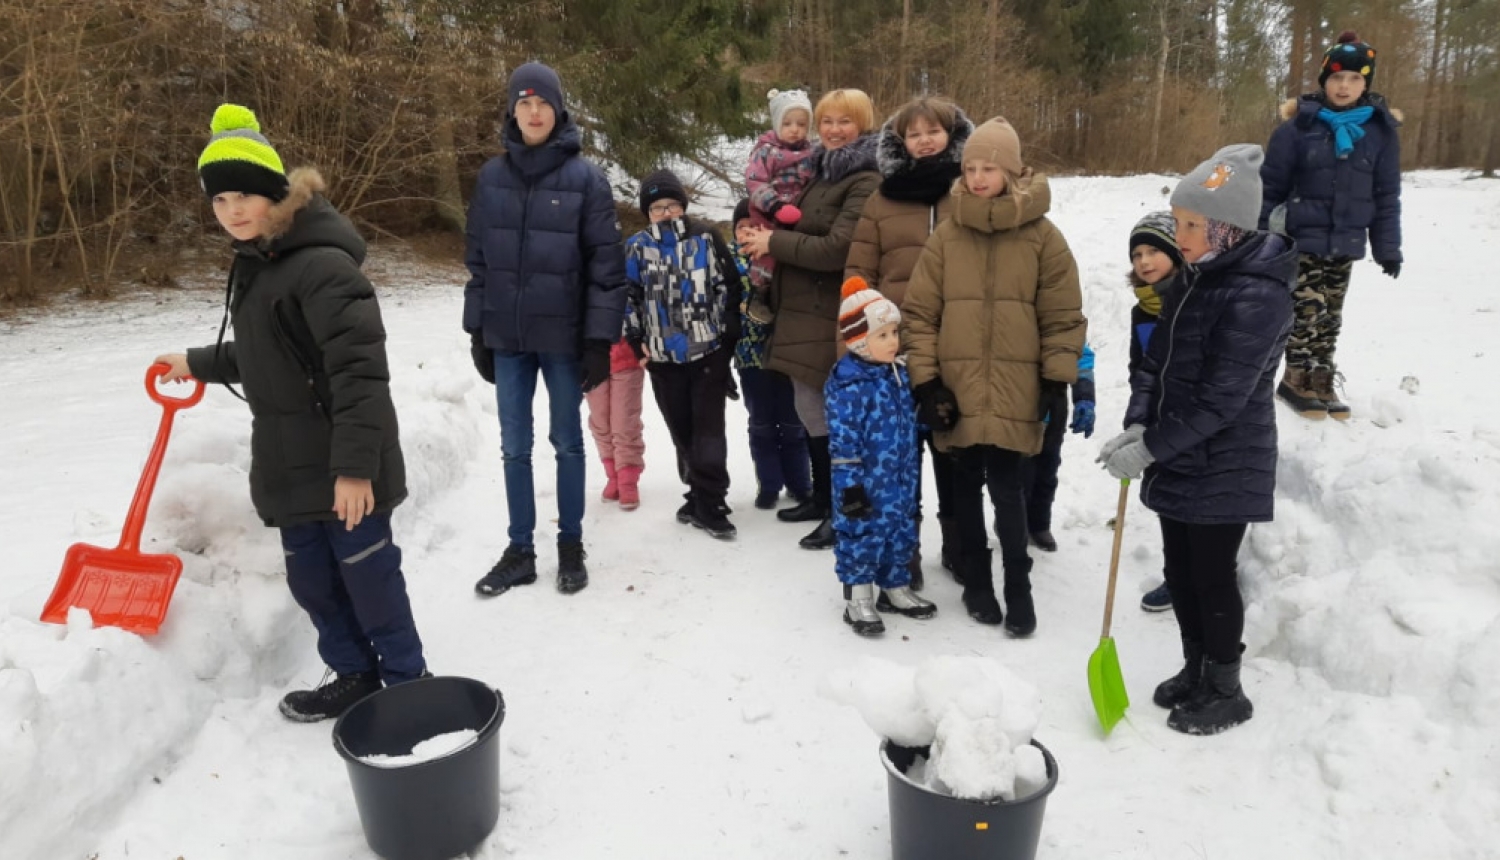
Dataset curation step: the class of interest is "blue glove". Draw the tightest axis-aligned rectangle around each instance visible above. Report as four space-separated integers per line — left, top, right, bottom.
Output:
1070 400 1095 438
1100 436 1155 480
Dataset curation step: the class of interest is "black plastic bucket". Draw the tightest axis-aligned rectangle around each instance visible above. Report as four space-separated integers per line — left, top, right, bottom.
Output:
332 676 505 860
881 738 1058 860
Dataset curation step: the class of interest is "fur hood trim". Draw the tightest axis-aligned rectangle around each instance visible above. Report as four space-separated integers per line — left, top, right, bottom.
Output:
265 168 327 239
876 107 975 178
1281 95 1403 124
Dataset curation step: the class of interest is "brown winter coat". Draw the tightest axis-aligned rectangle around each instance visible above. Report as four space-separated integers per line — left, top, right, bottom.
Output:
844 192 957 308
764 161 879 390
902 172 1087 455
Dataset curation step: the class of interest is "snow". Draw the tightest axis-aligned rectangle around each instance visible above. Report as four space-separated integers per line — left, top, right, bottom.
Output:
358 729 480 769
2 171 1498 859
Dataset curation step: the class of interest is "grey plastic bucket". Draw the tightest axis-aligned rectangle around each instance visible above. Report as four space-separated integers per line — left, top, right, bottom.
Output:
332 676 505 860
882 738 1058 860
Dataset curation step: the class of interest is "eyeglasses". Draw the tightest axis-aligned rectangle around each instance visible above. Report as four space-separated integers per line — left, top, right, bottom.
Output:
648 201 684 217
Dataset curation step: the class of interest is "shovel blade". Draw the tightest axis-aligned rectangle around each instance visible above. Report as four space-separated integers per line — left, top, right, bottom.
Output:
40 542 183 635
1088 636 1129 734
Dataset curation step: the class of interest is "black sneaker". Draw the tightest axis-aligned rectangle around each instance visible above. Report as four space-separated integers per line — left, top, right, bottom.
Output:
676 499 695 524
557 541 589 594
279 670 382 723
1141 582 1172 612
475 545 538 596
690 501 737 540
777 498 826 523
754 489 780 510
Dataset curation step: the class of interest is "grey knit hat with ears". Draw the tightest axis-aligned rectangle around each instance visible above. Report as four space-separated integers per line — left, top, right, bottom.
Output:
1170 144 1264 232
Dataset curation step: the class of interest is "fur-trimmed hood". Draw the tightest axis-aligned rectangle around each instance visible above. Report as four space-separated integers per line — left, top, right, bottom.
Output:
242 167 366 266
1281 93 1403 125
876 107 975 178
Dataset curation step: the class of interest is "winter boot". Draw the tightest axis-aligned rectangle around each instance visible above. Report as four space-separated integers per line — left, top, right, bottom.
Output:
690 496 737 540
601 458 619 502
938 515 961 579
1140 581 1172 612
1028 530 1058 553
960 550 1003 626
557 541 589 594
746 285 776 326
1276 367 1327 420
1002 557 1036 637
1308 368 1351 421
754 488 780 510
1153 639 1204 709
1167 656 1254 735
779 436 830 523
616 465 641 511
676 491 696 524
877 586 937 619
843 583 885 636
279 670 382 723
799 518 835 550
474 545 538 596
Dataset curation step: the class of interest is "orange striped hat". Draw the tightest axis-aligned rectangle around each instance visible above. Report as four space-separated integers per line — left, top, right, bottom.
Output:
838 276 901 357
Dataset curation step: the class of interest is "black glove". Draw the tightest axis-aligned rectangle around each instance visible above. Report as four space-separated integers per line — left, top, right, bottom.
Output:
1039 379 1067 422
839 485 873 519
1380 260 1401 280
913 379 960 432
726 372 740 402
470 331 495 384
581 339 612 393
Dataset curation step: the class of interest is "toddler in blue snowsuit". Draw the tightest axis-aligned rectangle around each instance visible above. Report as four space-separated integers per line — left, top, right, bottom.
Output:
826 277 937 637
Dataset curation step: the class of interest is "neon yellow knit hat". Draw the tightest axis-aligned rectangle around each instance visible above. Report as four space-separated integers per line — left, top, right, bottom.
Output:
197 104 288 201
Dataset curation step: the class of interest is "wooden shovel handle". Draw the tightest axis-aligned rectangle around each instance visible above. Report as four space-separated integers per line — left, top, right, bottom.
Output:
1102 479 1131 639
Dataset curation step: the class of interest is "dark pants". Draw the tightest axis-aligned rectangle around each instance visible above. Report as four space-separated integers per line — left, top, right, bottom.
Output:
1287 253 1355 372
1019 409 1067 533
281 513 426 684
649 348 732 503
918 429 955 520
1159 516 1249 664
738 365 811 498
952 445 1030 585
492 349 586 548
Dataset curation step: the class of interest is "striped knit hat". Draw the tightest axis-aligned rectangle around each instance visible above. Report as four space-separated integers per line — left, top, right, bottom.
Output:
1129 210 1183 267
838 276 901 358
197 104 288 201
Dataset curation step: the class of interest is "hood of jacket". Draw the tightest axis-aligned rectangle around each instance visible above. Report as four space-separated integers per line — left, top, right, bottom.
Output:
1282 92 1403 126
876 107 975 178
502 115 585 180
1192 230 1299 291
815 132 880 184
949 170 1052 234
827 351 904 389
239 168 365 266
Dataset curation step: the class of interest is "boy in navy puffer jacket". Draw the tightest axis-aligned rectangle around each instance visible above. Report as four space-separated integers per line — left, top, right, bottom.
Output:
827 277 936 637
1260 30 1402 420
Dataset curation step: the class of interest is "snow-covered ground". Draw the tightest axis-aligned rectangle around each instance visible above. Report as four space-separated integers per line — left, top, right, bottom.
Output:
1 171 1497 859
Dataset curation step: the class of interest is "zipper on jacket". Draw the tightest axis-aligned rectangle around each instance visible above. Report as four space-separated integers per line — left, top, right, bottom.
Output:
1144 267 1198 506
515 182 536 350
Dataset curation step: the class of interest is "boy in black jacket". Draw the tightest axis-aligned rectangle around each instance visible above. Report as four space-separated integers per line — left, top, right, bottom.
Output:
157 104 426 723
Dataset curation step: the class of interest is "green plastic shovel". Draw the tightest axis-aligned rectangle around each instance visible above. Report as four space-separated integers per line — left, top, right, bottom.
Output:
1088 479 1132 734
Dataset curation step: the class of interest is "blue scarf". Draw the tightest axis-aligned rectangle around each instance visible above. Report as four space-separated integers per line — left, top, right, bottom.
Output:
1317 106 1374 159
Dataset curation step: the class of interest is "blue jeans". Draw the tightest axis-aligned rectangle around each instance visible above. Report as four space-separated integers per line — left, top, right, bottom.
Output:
281 513 426 683
493 349 586 547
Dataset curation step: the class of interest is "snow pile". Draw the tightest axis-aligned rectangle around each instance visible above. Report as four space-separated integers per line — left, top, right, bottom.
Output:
823 656 1047 802
358 729 479 768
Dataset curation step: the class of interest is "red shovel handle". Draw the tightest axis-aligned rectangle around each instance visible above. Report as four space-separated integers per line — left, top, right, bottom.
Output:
117 363 204 552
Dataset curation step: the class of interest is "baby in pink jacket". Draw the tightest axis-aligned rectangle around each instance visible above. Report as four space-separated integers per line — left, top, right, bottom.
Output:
743 88 816 325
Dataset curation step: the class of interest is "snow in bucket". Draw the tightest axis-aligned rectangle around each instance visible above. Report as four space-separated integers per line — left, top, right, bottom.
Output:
823 655 1046 802
358 729 480 769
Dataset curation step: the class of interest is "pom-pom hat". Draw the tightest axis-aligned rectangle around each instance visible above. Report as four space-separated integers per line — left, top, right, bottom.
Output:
838 276 901 358
197 104 289 201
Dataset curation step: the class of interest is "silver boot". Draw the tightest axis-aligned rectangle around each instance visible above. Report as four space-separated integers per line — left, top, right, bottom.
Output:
877 586 937 619
843 583 885 636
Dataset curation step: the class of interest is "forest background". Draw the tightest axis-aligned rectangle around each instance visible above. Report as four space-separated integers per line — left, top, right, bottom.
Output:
2 0 1496 301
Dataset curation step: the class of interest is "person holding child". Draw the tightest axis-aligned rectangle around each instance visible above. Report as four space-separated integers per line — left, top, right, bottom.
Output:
155 104 427 723
902 117 1087 638
1260 30 1403 421
740 89 882 552
827 277 937 636
844 94 974 587
1098 144 1297 735
624 169 742 539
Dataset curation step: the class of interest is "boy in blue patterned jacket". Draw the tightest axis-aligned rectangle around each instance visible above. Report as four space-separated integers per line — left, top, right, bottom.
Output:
827 277 936 636
625 169 742 539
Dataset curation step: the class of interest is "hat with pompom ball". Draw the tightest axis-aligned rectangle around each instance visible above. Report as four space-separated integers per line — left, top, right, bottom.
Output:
838 276 901 358
1319 30 1377 88
197 104 289 201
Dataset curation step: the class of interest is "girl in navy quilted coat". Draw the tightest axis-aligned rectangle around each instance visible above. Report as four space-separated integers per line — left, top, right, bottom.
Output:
1098 145 1296 736
826 277 936 637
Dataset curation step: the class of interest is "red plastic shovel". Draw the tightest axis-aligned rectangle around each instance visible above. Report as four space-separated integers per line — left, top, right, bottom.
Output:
40 362 205 634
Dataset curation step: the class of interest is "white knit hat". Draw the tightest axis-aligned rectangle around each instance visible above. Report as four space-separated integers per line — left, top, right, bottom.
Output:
768 88 813 134
838 276 901 358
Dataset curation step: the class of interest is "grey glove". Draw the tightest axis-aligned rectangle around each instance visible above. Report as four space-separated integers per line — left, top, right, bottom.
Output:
1096 424 1146 461
1101 436 1156 480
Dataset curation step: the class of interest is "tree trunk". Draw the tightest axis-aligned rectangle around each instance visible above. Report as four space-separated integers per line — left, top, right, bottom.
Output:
431 114 465 233
899 0 912 96
1419 0 1446 165
1288 0 1308 97
1151 5 1169 169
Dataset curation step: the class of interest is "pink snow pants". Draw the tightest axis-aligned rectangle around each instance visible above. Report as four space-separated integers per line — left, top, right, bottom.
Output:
585 367 646 469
